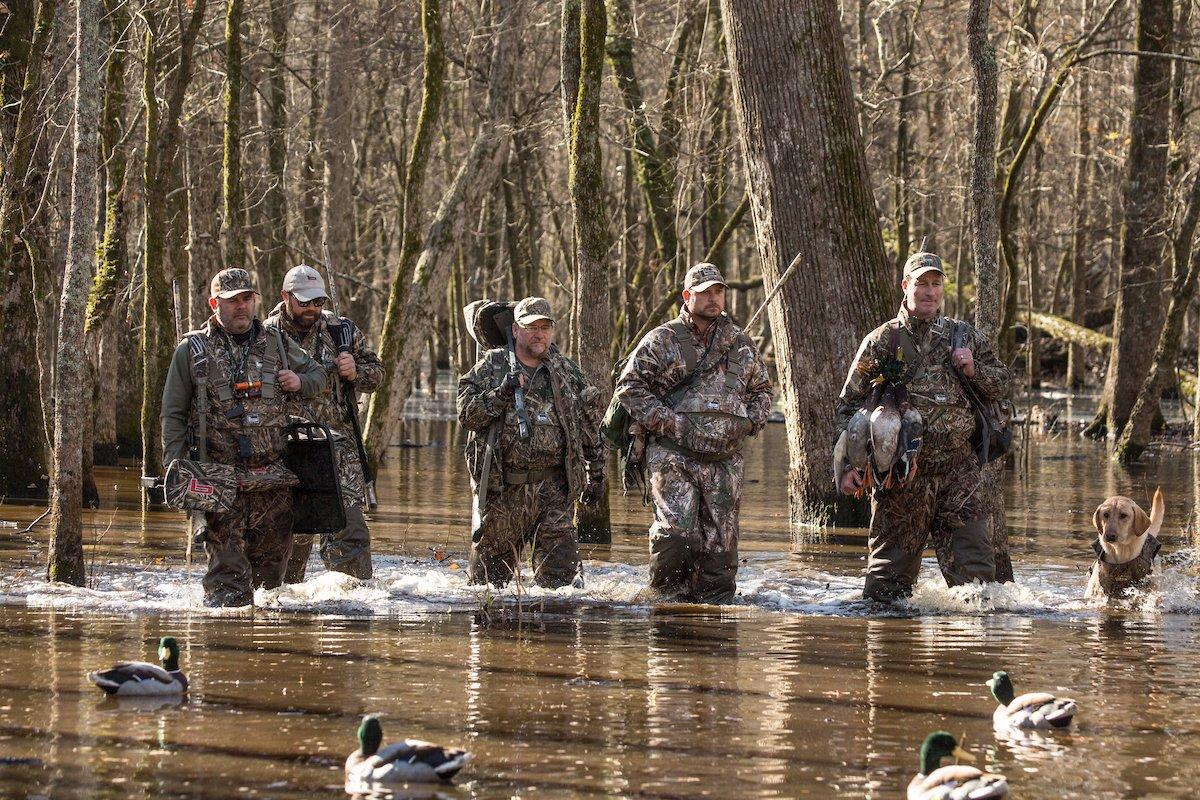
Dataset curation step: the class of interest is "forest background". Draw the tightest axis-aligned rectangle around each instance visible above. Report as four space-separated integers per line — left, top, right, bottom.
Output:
1 0 1197 584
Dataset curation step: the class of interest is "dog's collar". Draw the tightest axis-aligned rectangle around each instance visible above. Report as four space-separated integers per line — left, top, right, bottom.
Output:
1091 532 1162 565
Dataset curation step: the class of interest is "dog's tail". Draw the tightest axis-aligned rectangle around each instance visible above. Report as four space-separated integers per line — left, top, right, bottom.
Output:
1147 487 1165 537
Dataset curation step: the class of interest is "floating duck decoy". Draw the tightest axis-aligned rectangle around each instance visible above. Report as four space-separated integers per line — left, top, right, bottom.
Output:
86 636 188 696
908 731 1008 800
345 715 473 785
986 671 1077 731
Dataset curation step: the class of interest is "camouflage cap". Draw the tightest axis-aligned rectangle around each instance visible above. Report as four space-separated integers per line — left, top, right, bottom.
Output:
210 268 259 299
282 264 328 301
684 262 727 292
902 251 946 282
514 296 555 326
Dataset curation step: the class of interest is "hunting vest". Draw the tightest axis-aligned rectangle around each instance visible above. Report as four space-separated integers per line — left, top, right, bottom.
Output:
1091 534 1162 596
185 319 291 468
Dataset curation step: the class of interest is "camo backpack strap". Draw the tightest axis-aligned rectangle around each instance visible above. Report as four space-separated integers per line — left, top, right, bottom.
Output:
665 320 699 374
258 327 288 399
184 331 210 460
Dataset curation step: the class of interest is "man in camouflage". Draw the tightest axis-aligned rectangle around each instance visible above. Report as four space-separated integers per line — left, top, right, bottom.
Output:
458 297 605 589
161 268 326 607
265 265 384 583
614 263 773 604
835 251 1011 602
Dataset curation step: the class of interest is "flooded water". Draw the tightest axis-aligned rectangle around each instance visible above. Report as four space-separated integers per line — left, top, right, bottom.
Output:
3 392 1200 798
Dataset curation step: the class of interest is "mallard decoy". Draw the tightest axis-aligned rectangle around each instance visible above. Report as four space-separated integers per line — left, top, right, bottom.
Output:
908 731 1008 800
986 671 1077 731
345 715 472 785
86 636 188 696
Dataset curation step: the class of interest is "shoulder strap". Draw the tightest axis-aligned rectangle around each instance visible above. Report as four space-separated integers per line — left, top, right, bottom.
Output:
259 328 287 399
185 334 209 461
665 320 699 374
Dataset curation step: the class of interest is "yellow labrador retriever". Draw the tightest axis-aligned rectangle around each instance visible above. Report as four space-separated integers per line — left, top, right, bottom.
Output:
1087 488 1165 599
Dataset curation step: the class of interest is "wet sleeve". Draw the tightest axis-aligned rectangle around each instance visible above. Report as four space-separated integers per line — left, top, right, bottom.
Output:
741 339 773 434
160 342 194 465
835 332 882 434
288 338 327 398
614 329 677 437
457 354 511 432
350 324 384 394
966 327 1011 400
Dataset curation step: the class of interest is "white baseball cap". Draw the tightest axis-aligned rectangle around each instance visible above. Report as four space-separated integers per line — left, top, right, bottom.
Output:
282 265 328 302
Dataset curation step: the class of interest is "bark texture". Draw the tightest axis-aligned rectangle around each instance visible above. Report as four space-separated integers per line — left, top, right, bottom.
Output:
48 0 101 585
967 0 1013 582
719 0 893 537
569 0 611 543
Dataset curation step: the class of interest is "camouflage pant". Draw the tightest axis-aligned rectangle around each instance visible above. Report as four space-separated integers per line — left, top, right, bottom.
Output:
646 443 744 604
283 437 372 583
202 486 293 607
284 504 373 583
468 476 581 589
864 454 995 601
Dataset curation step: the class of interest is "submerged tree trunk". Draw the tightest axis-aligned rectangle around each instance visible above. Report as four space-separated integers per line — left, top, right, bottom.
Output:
363 0 521 470
720 0 893 539
1094 0 1174 439
967 0 1013 582
1115 171 1200 461
0 0 56 500
48 0 100 585
568 0 611 544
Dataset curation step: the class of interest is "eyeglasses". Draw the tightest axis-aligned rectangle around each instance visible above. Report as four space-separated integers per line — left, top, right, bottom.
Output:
291 294 327 308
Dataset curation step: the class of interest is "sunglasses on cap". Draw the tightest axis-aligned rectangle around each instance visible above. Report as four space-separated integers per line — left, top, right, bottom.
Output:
290 293 327 308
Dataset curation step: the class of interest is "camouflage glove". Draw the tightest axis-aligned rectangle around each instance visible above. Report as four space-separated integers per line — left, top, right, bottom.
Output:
498 370 522 397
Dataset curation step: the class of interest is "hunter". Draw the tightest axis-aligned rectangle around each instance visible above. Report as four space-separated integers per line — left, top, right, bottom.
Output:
458 297 605 589
265 265 384 583
161 268 326 607
835 250 1011 602
614 263 773 603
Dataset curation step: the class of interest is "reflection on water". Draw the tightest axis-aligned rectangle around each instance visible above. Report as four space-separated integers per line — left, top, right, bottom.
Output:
3 415 1200 797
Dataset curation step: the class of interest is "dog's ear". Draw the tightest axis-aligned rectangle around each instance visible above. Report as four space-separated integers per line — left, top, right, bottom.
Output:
1131 500 1152 537
1092 503 1105 537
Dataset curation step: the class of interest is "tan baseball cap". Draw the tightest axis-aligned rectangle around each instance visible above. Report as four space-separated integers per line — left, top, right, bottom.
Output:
210 268 258 299
903 251 946 281
514 296 555 326
684 262 728 292
282 265 328 302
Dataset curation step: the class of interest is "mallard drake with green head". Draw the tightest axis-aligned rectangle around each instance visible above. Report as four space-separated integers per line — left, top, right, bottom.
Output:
908 731 1008 800
86 636 188 696
986 671 1077 730
345 715 472 785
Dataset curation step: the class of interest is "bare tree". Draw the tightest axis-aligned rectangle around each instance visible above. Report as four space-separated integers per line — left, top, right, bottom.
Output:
48 0 101 585
720 0 894 537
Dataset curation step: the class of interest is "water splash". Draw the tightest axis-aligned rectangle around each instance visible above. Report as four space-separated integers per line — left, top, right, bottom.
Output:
2 552 1198 619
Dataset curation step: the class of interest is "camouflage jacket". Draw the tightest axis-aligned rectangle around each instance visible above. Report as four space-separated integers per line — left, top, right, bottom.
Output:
263 302 384 438
835 305 1011 469
614 310 773 459
161 316 325 467
458 346 604 504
